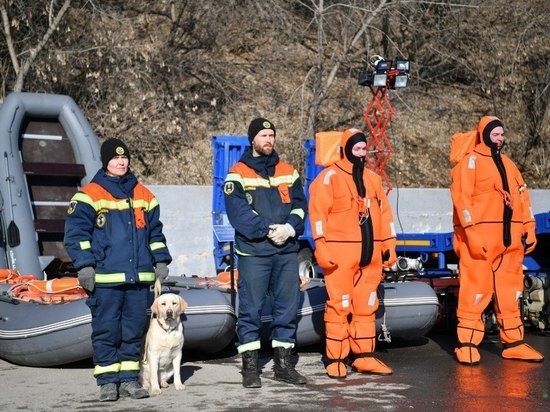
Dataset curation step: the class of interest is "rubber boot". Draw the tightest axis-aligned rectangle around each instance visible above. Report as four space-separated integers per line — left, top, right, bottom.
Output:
351 353 393 375
273 347 307 385
455 317 484 366
241 350 262 388
499 317 544 362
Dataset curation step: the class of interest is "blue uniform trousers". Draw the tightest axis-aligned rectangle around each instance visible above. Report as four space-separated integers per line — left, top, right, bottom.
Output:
86 284 149 385
236 253 300 345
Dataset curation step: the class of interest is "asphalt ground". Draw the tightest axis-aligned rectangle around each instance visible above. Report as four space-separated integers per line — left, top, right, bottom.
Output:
1 329 548 412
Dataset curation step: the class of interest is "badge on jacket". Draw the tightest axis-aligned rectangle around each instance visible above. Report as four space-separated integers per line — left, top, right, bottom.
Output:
67 200 77 214
224 182 234 195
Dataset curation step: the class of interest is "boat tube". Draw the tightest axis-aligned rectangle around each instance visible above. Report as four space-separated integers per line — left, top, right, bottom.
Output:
0 273 238 366
0 92 101 278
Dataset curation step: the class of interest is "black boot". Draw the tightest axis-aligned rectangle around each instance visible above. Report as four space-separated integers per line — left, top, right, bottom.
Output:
273 347 307 385
241 350 262 388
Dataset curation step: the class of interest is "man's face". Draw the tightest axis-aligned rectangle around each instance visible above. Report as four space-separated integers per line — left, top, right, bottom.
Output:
490 126 505 149
351 141 367 158
251 129 275 156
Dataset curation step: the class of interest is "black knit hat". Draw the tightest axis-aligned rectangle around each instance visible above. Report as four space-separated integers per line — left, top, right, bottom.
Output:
101 138 130 170
247 118 276 143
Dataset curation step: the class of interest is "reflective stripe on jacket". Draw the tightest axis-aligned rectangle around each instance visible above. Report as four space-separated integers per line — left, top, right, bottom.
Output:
224 149 307 257
64 170 171 285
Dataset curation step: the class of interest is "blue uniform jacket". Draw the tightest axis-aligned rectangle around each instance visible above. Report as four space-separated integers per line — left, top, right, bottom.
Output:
223 149 307 257
64 169 171 285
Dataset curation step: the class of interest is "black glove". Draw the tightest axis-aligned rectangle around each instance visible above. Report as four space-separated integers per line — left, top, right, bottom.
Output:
77 266 95 292
155 262 169 282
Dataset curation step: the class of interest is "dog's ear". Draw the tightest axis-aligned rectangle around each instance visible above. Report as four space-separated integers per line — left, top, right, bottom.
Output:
179 296 188 312
151 297 160 316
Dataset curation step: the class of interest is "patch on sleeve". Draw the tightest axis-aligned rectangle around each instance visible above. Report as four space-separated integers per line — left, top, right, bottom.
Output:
67 200 77 214
468 155 476 169
224 182 234 195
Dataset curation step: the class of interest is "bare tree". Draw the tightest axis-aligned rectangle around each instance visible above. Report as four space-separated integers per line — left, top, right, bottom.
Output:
304 0 389 136
1 0 72 92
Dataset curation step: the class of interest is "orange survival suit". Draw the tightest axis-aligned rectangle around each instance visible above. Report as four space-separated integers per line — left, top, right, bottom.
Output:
308 128 397 378
450 116 544 365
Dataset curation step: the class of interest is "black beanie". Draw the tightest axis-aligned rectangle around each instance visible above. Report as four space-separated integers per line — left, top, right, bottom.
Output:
482 119 504 148
101 138 130 170
247 118 276 143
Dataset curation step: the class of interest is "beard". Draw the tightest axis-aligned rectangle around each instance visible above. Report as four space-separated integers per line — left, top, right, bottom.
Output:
252 141 274 156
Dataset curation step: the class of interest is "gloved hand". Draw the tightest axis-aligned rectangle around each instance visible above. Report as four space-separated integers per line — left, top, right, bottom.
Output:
155 262 169 282
314 239 337 271
77 266 95 292
465 226 488 260
523 231 537 255
382 248 397 269
268 223 296 245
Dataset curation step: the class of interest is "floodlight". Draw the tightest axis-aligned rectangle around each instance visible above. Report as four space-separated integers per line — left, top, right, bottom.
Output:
358 69 374 86
395 59 410 73
375 59 391 72
393 74 409 88
373 73 387 87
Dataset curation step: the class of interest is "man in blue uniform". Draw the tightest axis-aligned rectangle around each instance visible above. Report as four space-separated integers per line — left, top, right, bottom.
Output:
224 118 308 388
64 138 171 401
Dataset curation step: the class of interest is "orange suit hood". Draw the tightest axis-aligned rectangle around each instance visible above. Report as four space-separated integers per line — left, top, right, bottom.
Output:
476 115 504 154
335 128 367 173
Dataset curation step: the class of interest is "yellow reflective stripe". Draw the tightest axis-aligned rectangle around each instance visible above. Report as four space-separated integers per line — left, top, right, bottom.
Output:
237 340 261 353
139 272 155 282
72 192 95 208
93 198 130 211
272 340 295 349
96 273 126 283
120 360 140 372
94 363 120 376
227 171 298 189
242 176 270 188
149 197 159 210
225 173 244 186
95 272 156 284
80 240 91 250
270 171 298 186
150 242 166 251
290 208 305 219
132 199 149 210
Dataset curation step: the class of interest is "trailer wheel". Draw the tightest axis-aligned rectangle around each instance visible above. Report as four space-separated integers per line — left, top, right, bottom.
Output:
298 248 317 279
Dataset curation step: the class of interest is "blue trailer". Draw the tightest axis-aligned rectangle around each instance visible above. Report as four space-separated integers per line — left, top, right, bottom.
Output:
211 135 549 276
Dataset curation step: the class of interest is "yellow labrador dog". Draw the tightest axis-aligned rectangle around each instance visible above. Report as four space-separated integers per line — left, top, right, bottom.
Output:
139 293 188 396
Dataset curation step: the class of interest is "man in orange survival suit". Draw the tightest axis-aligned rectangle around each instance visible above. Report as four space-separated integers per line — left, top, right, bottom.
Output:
450 116 544 365
309 128 397 378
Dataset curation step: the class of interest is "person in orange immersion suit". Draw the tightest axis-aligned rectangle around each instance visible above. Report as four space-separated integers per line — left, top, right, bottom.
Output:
450 115 544 366
308 128 397 379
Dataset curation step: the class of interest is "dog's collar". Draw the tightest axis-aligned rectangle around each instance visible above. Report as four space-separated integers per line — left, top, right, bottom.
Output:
157 318 177 333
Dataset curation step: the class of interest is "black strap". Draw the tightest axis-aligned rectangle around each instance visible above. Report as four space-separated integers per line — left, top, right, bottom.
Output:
502 340 524 350
354 352 375 358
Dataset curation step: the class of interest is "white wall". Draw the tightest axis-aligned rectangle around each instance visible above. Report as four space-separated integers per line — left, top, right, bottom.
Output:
152 186 550 278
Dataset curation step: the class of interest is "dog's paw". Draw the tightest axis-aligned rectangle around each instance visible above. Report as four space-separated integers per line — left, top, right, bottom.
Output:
151 387 162 396
160 380 169 388
175 382 185 391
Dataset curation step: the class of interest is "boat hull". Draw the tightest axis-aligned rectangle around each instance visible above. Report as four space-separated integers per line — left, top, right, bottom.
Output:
243 279 439 347
0 280 237 366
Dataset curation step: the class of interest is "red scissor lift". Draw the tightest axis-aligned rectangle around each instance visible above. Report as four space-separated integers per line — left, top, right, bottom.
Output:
363 69 399 194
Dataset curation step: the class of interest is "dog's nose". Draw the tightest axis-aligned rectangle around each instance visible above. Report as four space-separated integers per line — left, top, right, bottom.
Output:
166 309 173 318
